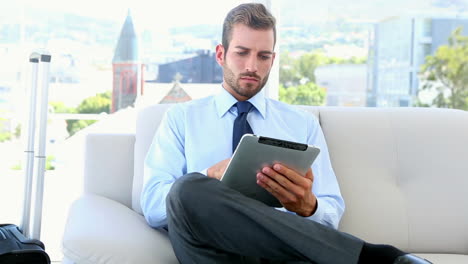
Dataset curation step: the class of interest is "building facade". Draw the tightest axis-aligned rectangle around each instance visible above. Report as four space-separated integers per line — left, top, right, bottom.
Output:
112 11 144 113
315 64 367 107
155 50 222 83
367 16 468 107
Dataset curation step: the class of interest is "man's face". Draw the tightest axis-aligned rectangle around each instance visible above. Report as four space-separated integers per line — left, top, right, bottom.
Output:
216 24 276 101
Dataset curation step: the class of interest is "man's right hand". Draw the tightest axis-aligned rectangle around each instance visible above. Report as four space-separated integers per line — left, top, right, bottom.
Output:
207 158 231 180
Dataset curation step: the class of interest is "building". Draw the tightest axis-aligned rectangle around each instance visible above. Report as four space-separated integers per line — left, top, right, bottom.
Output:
159 74 192 104
315 64 367 107
112 11 144 113
155 50 222 83
137 82 219 108
367 16 468 107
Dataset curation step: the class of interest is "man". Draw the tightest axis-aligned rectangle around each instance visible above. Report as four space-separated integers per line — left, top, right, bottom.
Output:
141 3 431 264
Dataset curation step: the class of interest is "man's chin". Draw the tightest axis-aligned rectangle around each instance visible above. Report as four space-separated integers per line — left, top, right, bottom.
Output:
236 87 261 99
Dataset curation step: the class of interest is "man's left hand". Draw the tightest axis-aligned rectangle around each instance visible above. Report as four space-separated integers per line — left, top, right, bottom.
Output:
256 164 317 217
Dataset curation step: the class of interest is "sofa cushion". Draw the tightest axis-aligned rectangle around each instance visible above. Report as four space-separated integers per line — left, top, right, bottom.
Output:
319 107 468 253
417 254 468 264
130 104 468 255
133 103 174 214
84 133 135 208
63 194 178 264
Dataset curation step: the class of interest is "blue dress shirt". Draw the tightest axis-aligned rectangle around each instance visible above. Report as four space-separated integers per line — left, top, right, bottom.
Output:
141 87 345 229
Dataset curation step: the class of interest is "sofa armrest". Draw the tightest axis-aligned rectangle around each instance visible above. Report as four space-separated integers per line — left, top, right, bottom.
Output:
63 194 177 264
84 133 135 208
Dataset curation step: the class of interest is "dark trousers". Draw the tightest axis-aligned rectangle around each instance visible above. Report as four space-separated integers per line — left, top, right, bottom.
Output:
166 173 363 264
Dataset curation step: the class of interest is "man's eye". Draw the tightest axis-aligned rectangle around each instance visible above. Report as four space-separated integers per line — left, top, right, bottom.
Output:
260 55 271 60
236 51 248 56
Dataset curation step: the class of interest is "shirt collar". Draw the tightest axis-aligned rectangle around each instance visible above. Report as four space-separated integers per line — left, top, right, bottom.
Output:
214 84 267 119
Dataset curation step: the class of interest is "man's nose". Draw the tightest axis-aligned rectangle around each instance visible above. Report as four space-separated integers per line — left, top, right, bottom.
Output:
245 55 258 73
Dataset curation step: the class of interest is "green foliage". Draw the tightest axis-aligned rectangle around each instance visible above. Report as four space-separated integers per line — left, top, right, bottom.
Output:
280 52 327 87
419 27 468 110
279 51 300 87
46 155 56 170
0 117 11 142
11 155 56 170
279 83 326 106
76 91 111 114
14 124 21 138
10 163 21 170
49 92 111 137
413 100 430 108
293 53 328 83
327 56 367 64
0 132 11 142
280 51 366 88
279 51 365 105
67 119 97 136
66 91 111 136
50 101 76 113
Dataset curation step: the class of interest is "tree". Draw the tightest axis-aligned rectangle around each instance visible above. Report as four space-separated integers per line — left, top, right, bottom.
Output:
65 91 111 136
279 51 300 87
279 52 327 106
279 83 326 106
279 51 367 88
0 114 11 142
293 52 328 84
327 56 367 64
50 101 76 114
76 91 111 114
280 52 327 88
279 51 367 106
419 27 468 110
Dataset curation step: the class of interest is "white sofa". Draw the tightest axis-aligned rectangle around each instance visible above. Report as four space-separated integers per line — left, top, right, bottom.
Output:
62 104 468 264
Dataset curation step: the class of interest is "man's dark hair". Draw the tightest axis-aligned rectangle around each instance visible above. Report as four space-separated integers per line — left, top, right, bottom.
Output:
222 3 276 54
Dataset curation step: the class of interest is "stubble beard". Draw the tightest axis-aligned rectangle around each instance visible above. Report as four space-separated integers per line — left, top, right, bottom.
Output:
223 64 270 99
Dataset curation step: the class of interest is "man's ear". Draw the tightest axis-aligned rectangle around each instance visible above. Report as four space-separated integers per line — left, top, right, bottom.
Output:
215 44 225 66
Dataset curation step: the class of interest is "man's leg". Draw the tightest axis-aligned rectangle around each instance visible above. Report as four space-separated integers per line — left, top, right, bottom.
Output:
166 173 363 264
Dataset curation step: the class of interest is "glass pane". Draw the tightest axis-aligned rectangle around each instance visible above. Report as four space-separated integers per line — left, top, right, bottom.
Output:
278 0 468 109
0 0 242 261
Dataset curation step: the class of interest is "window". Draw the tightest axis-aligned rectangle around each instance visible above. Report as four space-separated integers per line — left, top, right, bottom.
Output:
279 1 467 109
423 18 433 37
1 0 467 262
0 0 242 261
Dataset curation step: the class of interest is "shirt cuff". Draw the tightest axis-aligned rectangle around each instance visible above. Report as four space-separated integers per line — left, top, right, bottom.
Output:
200 168 208 176
273 199 325 219
303 198 325 222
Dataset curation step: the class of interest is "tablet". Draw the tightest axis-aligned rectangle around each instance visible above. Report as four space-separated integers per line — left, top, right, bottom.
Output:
221 134 320 207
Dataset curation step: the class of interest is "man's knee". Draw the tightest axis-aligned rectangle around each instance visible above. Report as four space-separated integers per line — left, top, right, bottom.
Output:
169 172 206 199
166 173 209 216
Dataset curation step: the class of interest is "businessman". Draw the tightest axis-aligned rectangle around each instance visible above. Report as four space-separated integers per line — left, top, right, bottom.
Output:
141 3 432 264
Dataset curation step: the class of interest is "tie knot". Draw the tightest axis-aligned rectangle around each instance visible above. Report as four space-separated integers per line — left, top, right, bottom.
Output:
236 101 253 114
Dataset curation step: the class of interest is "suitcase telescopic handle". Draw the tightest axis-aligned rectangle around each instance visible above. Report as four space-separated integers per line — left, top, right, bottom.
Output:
20 51 52 240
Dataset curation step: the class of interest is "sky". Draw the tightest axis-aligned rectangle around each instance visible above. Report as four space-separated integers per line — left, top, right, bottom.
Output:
3 0 468 31
5 0 244 30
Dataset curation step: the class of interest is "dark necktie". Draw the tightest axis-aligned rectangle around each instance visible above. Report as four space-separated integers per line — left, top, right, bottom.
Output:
232 101 254 153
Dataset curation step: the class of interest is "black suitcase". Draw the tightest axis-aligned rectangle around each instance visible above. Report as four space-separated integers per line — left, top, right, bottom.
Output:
0 224 50 264
0 52 52 264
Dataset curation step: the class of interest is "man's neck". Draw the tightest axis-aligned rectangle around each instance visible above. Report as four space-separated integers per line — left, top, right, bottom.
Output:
221 83 251 102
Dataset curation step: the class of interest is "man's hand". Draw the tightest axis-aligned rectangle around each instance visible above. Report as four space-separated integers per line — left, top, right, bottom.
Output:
256 164 317 217
207 158 231 180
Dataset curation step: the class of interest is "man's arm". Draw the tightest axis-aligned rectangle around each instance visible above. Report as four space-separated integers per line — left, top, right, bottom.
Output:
141 106 187 228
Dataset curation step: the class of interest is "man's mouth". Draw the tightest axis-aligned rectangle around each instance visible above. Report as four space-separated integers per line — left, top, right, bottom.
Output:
240 76 259 82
